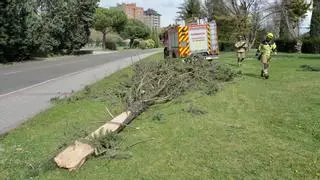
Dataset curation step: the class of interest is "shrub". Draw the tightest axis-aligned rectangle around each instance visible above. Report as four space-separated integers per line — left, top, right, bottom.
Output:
145 39 155 49
275 39 298 53
73 50 93 56
95 40 102 47
139 40 147 49
219 41 235 52
104 34 122 50
105 41 117 50
302 39 320 54
132 39 141 48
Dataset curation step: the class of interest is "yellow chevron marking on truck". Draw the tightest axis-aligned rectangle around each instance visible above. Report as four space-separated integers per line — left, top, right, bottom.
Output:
178 26 190 57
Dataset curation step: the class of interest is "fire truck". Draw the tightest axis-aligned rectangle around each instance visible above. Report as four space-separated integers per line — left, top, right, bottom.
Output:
163 21 219 60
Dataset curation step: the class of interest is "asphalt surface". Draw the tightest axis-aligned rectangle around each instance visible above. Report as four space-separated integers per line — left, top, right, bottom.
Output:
0 49 161 134
0 49 158 95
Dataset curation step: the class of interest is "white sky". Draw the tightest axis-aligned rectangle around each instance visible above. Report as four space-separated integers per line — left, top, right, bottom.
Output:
99 0 312 31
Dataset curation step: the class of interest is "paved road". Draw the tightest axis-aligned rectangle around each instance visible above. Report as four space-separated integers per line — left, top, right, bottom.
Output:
0 49 158 95
0 49 161 134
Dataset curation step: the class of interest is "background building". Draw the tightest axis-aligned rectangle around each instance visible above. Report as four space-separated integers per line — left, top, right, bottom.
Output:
117 3 144 22
117 3 161 30
144 9 161 30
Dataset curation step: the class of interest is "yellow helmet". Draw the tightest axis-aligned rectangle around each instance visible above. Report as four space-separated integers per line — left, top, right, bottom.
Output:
266 33 274 39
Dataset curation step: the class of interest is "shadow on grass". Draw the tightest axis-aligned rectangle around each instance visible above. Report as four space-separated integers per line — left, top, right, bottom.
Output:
298 56 320 60
243 73 261 79
226 63 239 67
299 64 320 72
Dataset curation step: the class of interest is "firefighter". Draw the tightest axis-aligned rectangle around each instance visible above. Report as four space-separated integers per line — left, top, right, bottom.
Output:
234 35 248 66
256 33 277 79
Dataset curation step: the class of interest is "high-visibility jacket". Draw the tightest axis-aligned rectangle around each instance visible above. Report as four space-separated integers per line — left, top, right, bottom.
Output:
257 40 277 56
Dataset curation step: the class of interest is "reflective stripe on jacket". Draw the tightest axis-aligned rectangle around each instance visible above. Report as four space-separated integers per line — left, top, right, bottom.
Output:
258 40 277 56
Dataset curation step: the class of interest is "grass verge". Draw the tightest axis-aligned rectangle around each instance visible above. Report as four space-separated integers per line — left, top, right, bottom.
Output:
0 52 320 179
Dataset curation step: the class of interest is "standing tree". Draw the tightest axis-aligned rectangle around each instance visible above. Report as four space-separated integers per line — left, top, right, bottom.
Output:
0 0 99 62
248 0 263 49
177 0 202 23
0 0 32 62
279 0 311 40
93 7 128 49
35 0 99 54
150 30 161 48
310 0 320 38
121 19 151 48
203 0 230 21
63 0 99 53
278 0 311 52
279 0 290 39
203 0 258 43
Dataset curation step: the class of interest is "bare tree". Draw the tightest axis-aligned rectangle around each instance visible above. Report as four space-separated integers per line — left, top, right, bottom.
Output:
247 0 262 48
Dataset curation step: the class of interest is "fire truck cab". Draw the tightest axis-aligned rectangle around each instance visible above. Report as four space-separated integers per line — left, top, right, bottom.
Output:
163 21 219 60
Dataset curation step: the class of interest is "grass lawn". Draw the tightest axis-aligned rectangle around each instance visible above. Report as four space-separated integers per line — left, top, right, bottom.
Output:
0 52 319 179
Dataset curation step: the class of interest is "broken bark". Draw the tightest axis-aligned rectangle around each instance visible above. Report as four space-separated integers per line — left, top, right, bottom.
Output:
55 111 132 171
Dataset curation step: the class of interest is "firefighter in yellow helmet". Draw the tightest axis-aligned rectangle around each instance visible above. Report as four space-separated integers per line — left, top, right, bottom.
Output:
256 33 277 79
234 35 248 66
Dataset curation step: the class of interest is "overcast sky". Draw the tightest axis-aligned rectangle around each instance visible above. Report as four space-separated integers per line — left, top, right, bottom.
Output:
99 0 312 31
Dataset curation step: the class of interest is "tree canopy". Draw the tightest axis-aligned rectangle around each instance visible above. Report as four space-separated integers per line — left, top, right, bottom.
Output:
280 0 311 40
93 7 128 49
93 8 127 34
177 0 202 23
0 0 99 63
121 19 151 47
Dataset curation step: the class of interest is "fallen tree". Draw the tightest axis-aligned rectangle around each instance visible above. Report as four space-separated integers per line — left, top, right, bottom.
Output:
55 57 241 171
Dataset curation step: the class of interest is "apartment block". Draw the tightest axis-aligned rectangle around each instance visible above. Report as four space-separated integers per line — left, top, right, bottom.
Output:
117 3 161 30
117 3 144 22
144 8 161 30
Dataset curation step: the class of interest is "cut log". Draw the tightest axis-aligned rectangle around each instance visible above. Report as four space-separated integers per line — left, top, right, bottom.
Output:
55 111 132 171
54 141 94 172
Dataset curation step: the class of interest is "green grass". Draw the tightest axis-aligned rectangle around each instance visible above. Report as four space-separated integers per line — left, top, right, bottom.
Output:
1 52 320 179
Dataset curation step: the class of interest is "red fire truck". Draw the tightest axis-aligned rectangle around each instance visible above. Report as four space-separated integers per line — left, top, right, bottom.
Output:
163 21 219 60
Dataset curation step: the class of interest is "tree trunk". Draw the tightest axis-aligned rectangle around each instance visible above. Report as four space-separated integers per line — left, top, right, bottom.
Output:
279 0 292 40
295 39 303 53
102 31 106 49
248 31 257 50
129 38 134 48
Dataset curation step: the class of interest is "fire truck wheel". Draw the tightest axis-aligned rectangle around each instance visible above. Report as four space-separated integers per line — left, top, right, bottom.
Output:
164 47 169 58
172 52 177 58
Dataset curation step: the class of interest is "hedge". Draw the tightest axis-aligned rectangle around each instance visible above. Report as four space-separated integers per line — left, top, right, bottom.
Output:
302 39 320 54
217 39 320 54
219 41 235 52
274 39 298 53
105 41 117 50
